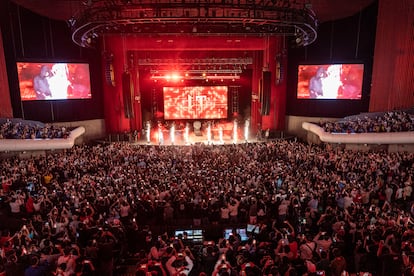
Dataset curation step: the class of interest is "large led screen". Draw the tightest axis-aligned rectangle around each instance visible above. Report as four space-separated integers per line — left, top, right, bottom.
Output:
163 86 228 120
297 64 364 99
17 62 92 101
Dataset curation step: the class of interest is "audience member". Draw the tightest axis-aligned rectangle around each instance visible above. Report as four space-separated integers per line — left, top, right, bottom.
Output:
0 134 413 276
319 110 414 133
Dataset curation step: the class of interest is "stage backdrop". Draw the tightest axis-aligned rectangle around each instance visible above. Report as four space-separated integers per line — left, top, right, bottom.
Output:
102 35 287 134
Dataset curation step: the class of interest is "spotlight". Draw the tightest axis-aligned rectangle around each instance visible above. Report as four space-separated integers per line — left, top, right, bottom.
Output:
170 123 175 145
244 119 250 142
233 120 238 144
67 17 76 27
82 0 92 6
146 121 151 144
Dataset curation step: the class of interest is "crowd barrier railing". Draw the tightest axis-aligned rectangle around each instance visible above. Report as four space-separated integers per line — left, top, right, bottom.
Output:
0 126 85 152
302 122 414 144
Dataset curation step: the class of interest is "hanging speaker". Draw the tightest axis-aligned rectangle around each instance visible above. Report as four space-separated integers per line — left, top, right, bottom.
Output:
259 78 263 104
261 70 271 115
122 71 134 119
128 52 134 69
105 53 115 86
275 54 283 85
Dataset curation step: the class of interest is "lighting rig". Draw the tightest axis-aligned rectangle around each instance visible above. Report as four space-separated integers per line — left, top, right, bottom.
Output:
69 0 318 48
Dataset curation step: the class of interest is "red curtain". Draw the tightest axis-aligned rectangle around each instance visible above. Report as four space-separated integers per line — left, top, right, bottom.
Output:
261 37 286 130
369 0 414 111
0 27 13 118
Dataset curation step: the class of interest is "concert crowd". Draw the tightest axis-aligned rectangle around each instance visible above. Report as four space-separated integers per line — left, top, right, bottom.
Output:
0 140 413 276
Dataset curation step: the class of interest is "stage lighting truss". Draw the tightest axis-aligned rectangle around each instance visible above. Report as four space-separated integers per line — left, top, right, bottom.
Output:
70 0 318 48
150 74 241 81
141 57 251 81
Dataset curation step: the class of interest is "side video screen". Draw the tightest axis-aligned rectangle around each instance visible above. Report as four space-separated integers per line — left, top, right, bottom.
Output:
17 62 92 101
297 64 364 99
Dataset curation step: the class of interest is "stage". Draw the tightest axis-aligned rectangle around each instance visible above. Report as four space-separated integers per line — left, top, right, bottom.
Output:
133 131 261 146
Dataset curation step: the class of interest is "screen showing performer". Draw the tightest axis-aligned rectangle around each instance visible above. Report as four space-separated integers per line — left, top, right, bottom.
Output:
297 64 364 99
17 62 92 101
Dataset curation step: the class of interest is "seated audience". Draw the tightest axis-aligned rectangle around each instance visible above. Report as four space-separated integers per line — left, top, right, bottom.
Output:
319 110 414 133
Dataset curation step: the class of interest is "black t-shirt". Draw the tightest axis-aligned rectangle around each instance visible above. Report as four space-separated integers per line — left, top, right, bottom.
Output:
98 240 115 261
378 253 402 276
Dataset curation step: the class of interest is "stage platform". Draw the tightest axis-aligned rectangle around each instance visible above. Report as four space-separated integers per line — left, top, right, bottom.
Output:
133 132 261 146
103 129 290 146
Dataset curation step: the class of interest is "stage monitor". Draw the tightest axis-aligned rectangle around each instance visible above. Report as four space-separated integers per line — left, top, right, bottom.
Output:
224 228 249 242
246 224 260 234
17 62 92 101
174 229 204 243
297 63 364 99
163 86 228 120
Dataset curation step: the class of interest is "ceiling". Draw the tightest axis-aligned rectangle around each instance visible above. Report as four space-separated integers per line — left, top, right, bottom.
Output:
12 0 375 23
10 0 376 48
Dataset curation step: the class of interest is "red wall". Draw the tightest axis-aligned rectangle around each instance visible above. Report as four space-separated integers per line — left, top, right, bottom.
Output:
0 27 12 118
369 0 414 111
